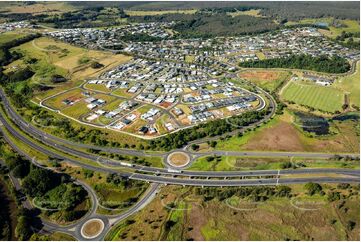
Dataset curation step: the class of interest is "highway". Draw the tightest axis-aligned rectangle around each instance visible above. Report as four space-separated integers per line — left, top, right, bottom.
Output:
0 88 359 182
0 118 359 187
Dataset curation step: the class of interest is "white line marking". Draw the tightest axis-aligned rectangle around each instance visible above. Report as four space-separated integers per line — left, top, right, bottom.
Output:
276 170 280 185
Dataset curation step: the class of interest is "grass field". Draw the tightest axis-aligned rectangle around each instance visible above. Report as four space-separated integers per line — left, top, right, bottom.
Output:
0 31 27 45
228 9 263 18
239 70 291 91
286 17 360 39
83 83 111 93
0 2 76 15
42 88 87 110
281 81 344 113
111 87 134 98
188 156 359 171
154 114 170 134
214 110 359 153
11 37 131 86
334 62 360 107
105 184 360 241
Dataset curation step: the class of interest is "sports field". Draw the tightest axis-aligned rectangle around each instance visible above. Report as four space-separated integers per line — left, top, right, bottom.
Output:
281 81 344 113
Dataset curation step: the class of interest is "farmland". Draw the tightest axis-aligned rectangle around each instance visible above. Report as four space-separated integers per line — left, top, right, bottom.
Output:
281 81 345 113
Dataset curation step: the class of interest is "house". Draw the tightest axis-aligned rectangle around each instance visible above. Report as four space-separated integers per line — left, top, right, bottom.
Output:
87 103 97 110
139 126 148 134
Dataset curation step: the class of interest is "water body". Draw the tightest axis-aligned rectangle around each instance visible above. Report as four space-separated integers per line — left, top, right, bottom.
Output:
294 112 329 135
332 113 360 122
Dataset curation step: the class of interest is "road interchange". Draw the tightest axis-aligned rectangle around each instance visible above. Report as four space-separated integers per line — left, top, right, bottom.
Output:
0 66 359 241
0 87 359 187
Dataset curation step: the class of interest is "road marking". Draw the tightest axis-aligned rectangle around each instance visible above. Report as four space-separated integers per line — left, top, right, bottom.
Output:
130 167 143 179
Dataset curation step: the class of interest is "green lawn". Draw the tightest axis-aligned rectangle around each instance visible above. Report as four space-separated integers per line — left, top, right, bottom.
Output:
334 62 360 107
281 81 344 112
84 83 111 93
0 31 27 45
188 155 359 171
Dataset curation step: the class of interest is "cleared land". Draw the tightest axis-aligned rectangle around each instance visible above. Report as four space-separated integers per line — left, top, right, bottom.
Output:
228 9 263 18
239 70 291 91
281 81 344 113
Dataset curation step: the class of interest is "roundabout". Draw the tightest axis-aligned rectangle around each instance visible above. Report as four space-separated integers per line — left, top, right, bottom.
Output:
166 151 191 168
80 218 105 239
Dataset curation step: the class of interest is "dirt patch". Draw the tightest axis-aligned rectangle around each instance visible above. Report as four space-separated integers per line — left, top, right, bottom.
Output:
243 121 305 151
82 219 104 238
168 152 190 167
239 71 282 81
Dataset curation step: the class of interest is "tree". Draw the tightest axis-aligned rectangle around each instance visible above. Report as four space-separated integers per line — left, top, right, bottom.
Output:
304 182 323 196
239 54 351 74
346 220 356 231
209 141 217 148
15 216 33 240
12 162 30 178
275 185 292 197
327 191 341 202
22 167 61 197
90 61 104 69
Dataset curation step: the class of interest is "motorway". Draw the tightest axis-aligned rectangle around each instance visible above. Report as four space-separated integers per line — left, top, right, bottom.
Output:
0 71 359 241
0 86 360 186
0 101 359 187
0 88 358 165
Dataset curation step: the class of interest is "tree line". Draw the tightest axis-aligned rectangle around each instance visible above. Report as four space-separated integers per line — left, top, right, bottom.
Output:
149 109 268 150
0 138 88 240
239 54 351 74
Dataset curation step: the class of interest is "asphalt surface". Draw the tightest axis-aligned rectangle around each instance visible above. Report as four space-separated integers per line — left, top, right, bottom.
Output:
0 88 359 182
0 67 360 241
0 120 359 187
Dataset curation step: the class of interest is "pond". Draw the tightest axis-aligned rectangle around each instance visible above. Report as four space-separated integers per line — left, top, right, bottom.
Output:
294 112 329 135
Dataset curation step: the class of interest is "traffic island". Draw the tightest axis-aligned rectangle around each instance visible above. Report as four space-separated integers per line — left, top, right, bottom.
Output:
80 218 105 239
167 151 191 168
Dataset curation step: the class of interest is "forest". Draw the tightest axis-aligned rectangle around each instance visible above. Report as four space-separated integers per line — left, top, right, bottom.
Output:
68 1 360 20
130 12 278 38
239 54 351 74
